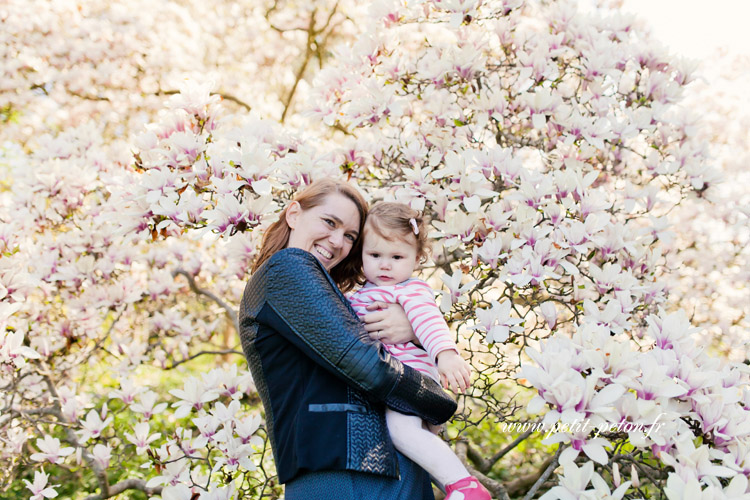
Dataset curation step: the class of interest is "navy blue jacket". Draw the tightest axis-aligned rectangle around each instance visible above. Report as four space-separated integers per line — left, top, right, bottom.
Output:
239 248 457 484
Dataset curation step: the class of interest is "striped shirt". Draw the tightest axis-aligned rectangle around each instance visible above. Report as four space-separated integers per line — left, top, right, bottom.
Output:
349 279 457 382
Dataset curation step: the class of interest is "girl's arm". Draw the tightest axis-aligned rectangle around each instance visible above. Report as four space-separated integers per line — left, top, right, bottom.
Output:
397 279 458 358
399 279 472 392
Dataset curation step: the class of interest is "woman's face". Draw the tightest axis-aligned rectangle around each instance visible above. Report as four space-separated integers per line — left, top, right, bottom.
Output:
285 193 361 271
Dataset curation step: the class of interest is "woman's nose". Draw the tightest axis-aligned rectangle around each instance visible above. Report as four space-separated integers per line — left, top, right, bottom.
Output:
329 230 344 247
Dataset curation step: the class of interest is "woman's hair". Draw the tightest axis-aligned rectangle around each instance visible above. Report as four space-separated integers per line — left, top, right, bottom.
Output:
365 202 428 262
252 179 368 293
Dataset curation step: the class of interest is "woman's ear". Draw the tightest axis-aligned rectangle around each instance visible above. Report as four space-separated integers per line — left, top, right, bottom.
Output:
285 201 301 229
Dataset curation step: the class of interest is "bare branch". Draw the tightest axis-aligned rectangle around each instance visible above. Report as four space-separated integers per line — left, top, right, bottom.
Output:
156 90 251 111
68 90 110 102
464 440 492 473
280 9 318 123
521 445 563 500
5 406 58 416
486 422 540 468
75 307 126 367
507 455 555 498
329 122 354 136
83 478 162 500
280 2 341 123
165 348 245 370
172 269 238 333
216 93 252 111
455 441 511 500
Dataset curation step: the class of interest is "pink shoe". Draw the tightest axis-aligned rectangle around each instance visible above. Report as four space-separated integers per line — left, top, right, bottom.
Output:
445 476 492 500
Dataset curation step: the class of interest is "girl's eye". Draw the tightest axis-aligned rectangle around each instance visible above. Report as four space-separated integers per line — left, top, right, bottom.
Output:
345 234 356 242
370 253 379 258
393 255 403 260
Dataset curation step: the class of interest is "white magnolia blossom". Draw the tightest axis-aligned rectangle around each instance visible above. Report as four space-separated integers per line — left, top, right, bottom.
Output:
23 470 59 500
29 436 75 465
124 422 161 455
472 300 523 344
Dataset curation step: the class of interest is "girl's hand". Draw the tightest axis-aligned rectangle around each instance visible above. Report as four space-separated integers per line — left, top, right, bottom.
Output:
437 350 471 393
426 422 443 436
362 302 417 345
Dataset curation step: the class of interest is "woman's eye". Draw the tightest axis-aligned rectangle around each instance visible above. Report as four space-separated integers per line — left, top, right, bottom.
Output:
323 218 335 227
345 234 356 242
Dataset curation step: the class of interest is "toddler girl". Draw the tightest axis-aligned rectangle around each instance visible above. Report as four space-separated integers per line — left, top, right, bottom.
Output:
349 202 491 500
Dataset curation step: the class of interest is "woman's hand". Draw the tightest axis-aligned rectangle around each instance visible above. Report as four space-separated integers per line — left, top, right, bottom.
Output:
361 302 417 345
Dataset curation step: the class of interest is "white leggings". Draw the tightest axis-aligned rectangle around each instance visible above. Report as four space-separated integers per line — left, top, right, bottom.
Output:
386 408 469 487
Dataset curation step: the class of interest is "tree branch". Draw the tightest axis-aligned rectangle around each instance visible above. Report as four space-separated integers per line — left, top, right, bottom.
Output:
83 478 162 500
172 269 238 333
521 445 563 500
165 348 245 370
455 441 511 500
217 93 252 111
462 427 535 474
6 406 58 416
487 422 540 469
156 90 251 111
507 455 555 498
69 90 110 101
280 9 318 123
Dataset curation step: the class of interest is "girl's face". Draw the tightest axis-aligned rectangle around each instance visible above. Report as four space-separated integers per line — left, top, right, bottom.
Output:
285 193 361 271
361 227 418 286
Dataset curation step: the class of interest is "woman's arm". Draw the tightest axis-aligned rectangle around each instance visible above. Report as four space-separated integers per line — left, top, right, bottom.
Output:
241 248 456 424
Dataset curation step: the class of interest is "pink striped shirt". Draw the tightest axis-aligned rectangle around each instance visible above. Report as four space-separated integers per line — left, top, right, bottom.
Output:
349 279 457 382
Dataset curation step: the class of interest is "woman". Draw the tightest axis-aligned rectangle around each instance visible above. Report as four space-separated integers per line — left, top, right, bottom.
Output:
239 179 457 499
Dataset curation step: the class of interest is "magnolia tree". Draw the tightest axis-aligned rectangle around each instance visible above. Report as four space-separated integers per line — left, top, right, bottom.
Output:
2 0 750 499
664 52 750 361
1 0 360 145
3 0 364 498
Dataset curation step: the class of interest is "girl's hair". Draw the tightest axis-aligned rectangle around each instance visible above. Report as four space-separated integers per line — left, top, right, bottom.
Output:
365 202 428 261
252 179 368 293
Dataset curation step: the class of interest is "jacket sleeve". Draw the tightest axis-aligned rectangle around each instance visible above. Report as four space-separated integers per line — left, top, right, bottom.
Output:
258 249 456 424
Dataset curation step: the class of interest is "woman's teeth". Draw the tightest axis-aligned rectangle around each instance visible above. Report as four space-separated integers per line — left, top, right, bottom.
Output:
315 245 333 259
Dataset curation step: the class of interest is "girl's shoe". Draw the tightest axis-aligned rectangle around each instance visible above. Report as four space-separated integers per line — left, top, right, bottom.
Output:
445 476 492 500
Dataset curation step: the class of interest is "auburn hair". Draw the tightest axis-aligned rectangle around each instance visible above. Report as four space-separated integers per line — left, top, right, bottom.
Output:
365 202 428 262
252 179 368 293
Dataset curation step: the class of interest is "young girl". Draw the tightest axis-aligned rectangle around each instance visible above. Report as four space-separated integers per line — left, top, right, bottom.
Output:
349 202 491 500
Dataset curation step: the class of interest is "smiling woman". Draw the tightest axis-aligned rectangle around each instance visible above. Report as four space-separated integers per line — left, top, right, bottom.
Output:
240 179 457 499
285 193 361 271
251 179 367 293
